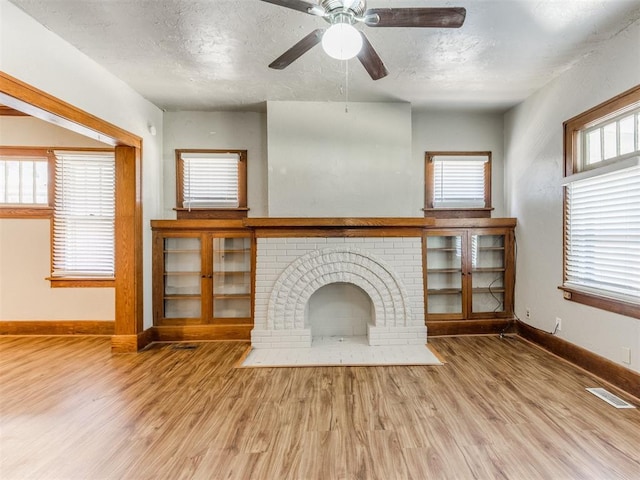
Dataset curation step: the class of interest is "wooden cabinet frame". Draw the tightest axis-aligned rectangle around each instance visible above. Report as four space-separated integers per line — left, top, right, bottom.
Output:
425 225 515 322
151 220 254 341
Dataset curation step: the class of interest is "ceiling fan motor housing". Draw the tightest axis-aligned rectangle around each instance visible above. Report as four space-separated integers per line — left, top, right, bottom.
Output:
321 0 366 18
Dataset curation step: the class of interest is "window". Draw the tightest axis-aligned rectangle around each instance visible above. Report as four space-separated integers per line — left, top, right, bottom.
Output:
425 151 492 218
0 147 54 218
562 85 640 319
51 150 115 284
176 149 247 219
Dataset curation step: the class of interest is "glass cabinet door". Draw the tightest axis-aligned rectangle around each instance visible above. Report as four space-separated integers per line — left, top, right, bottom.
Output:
163 237 202 318
470 234 506 314
426 235 464 315
212 237 251 319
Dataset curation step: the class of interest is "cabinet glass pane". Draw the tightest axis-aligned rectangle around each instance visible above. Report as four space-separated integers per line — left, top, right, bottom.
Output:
165 273 200 295
214 298 251 318
426 235 463 314
164 298 201 318
213 237 251 318
164 237 201 318
471 234 505 313
164 237 201 272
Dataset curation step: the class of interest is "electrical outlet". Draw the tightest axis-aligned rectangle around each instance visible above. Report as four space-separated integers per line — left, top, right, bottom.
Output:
621 347 631 365
526 308 531 319
555 317 562 331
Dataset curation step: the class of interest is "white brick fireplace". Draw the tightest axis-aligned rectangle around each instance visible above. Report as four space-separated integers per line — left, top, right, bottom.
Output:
252 236 427 348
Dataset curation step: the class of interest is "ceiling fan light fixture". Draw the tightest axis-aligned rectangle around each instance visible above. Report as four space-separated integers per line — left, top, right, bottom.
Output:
321 22 363 60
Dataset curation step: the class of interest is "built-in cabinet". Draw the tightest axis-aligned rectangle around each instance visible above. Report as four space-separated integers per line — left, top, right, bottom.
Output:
152 220 253 340
425 225 515 321
151 218 515 340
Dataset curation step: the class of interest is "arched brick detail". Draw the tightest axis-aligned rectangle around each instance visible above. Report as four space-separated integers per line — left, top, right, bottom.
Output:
267 247 412 330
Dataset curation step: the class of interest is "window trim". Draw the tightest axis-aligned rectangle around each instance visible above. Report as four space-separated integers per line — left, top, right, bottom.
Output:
424 151 492 219
0 147 55 218
175 149 247 220
49 147 116 287
562 84 640 319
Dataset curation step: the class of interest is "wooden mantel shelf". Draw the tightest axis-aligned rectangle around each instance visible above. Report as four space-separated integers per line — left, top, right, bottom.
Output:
151 217 517 231
243 217 437 228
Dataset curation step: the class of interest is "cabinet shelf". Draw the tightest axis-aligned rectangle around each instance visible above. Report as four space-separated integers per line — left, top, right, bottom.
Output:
427 288 463 295
164 249 200 254
217 249 251 254
163 294 201 300
428 268 462 273
472 267 505 273
213 293 251 299
164 271 201 276
472 287 505 294
478 246 504 251
427 247 459 252
214 270 249 275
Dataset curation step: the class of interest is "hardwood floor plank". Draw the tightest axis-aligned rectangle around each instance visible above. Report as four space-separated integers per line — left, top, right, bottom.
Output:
1 335 639 479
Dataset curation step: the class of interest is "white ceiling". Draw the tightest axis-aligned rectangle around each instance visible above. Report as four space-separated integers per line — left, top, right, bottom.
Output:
9 0 640 112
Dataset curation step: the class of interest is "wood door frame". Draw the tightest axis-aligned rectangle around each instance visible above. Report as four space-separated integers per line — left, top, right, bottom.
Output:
0 72 145 353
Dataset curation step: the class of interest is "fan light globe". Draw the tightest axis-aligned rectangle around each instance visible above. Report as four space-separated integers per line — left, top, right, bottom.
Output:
321 23 363 60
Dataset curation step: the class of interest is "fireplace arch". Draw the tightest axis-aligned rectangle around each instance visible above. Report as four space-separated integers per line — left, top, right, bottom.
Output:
267 247 412 332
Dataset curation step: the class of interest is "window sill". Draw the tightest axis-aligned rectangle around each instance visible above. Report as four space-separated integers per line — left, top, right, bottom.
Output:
48 277 115 288
423 207 493 219
175 207 249 220
0 206 53 219
558 286 639 320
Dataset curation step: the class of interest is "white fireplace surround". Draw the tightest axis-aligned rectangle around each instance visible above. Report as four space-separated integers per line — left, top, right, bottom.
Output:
252 237 427 348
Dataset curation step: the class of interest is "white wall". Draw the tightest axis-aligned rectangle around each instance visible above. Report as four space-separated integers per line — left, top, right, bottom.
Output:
0 221 114 320
0 116 115 321
1 0 163 328
162 111 268 218
412 111 506 217
0 116 108 147
267 101 416 217
504 19 640 372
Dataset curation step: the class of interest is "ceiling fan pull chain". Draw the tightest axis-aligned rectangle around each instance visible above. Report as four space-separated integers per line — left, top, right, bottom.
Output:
345 59 349 113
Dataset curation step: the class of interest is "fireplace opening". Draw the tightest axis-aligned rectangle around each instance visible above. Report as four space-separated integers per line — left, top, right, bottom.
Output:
306 282 373 344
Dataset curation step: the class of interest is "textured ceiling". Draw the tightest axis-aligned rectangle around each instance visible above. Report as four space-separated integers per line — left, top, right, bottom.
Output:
8 0 640 112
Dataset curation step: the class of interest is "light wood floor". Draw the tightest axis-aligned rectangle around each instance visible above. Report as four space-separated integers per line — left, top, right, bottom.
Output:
1 335 639 480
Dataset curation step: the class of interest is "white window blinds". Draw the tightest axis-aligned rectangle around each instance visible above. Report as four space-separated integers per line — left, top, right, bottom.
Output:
52 151 115 278
181 152 240 209
0 155 49 205
432 155 488 208
565 161 640 302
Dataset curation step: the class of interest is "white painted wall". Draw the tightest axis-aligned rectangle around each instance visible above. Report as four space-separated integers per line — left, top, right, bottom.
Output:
0 116 115 320
162 111 268 218
165 106 505 220
0 221 114 320
1 0 163 328
267 101 417 217
504 19 640 372
0 117 108 148
412 111 506 217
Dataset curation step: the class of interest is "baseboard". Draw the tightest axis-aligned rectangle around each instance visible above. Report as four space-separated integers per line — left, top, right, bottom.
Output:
0 320 114 336
153 325 252 342
427 319 515 337
110 327 155 353
137 328 155 350
517 320 640 399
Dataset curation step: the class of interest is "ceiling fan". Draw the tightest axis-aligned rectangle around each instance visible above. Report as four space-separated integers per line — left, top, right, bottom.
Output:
261 0 466 80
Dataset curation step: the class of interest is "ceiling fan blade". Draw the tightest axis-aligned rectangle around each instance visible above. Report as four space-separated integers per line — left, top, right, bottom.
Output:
260 0 326 16
269 29 325 70
364 7 466 28
357 33 388 81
